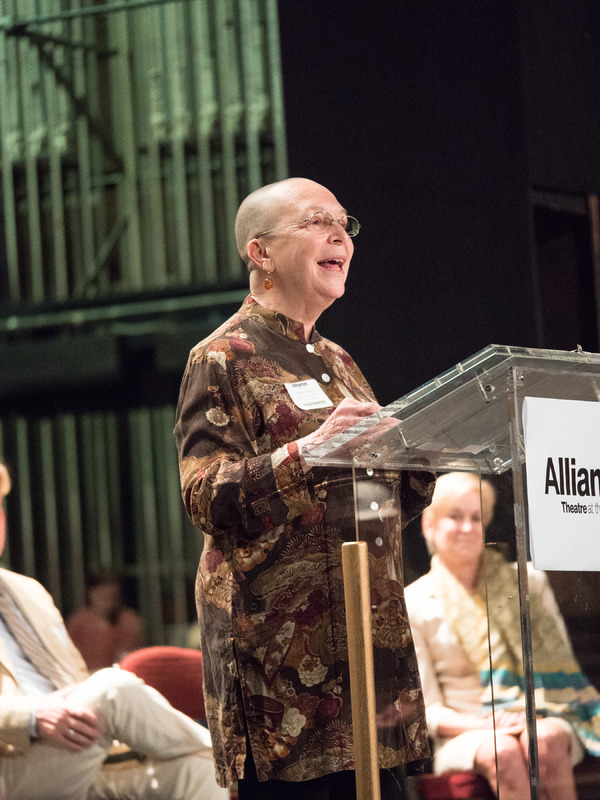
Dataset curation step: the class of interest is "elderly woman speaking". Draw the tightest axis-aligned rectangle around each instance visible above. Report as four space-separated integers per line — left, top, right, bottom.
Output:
175 178 435 800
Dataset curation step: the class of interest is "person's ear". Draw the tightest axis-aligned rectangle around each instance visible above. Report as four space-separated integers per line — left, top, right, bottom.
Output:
246 238 271 271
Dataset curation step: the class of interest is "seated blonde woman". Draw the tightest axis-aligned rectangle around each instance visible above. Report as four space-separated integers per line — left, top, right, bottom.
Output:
405 472 600 800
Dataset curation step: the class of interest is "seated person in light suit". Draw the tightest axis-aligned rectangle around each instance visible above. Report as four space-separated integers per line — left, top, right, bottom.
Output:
405 472 600 800
0 461 228 800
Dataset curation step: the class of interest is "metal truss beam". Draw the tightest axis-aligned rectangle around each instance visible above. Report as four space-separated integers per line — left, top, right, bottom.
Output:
0 0 190 31
0 288 248 334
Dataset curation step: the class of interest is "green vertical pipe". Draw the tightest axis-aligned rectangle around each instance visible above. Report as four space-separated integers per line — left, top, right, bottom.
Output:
39 418 62 606
265 0 288 179
130 408 165 644
79 414 100 571
140 4 168 287
239 0 266 192
112 10 143 289
104 413 124 569
83 4 109 290
214 0 244 277
165 1 193 283
128 410 147 636
0 12 22 301
191 0 218 282
59 414 86 610
15 418 35 577
93 414 113 567
20 0 45 302
157 406 188 642
72 0 97 296
43 10 69 300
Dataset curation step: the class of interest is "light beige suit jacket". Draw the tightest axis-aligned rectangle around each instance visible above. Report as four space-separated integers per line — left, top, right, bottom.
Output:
0 568 88 757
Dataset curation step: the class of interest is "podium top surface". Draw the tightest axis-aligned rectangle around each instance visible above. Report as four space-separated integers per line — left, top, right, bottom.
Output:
303 344 600 474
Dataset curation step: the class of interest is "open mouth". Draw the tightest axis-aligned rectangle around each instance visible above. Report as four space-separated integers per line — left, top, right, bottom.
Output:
317 259 344 271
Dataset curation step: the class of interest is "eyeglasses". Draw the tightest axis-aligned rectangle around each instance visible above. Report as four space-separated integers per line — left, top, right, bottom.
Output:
256 210 361 238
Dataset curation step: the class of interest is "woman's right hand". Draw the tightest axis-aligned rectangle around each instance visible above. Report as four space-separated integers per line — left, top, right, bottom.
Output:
307 398 382 447
296 398 384 472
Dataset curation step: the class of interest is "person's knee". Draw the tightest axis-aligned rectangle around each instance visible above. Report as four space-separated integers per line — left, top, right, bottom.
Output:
537 722 572 778
73 667 143 709
473 736 498 777
475 734 523 781
537 722 570 756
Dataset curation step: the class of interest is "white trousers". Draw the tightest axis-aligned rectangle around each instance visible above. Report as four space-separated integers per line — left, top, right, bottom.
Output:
0 668 229 800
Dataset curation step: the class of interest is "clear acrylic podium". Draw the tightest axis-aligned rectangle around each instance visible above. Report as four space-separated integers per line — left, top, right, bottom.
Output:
303 344 600 800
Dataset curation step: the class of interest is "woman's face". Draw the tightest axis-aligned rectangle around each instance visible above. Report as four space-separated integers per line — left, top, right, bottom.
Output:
424 488 485 569
264 182 354 316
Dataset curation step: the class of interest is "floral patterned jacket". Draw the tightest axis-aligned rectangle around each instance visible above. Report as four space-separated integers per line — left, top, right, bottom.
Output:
175 296 434 787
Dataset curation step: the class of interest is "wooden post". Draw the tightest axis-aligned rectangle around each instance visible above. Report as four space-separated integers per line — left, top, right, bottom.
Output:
342 540 381 800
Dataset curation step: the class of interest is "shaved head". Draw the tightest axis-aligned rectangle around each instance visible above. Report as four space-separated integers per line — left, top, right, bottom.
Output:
235 178 329 267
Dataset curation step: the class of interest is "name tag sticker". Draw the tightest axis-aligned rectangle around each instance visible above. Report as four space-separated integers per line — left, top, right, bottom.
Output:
285 379 333 411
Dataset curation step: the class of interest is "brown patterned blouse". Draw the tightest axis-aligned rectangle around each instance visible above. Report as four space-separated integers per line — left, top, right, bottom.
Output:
175 296 434 787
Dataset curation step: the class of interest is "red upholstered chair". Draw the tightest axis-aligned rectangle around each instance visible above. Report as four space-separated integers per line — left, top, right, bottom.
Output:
412 759 600 799
412 772 494 800
120 645 206 721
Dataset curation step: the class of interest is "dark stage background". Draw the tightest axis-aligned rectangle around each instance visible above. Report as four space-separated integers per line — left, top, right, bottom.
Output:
278 0 600 405
3 0 599 415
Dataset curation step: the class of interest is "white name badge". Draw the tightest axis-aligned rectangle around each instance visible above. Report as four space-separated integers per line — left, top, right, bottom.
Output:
285 379 333 411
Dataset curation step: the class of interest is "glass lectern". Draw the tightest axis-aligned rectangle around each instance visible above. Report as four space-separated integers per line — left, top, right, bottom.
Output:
303 344 600 800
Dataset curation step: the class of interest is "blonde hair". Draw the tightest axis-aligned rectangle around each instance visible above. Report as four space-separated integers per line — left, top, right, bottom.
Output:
422 471 496 530
0 462 11 500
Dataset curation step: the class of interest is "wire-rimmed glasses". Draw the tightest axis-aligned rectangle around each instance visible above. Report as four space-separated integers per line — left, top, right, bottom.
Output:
257 210 361 239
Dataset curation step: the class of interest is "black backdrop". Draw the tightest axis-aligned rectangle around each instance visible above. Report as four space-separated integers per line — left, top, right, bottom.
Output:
278 0 600 405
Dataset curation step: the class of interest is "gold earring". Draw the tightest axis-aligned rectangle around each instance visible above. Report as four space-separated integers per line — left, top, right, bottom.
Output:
264 273 273 291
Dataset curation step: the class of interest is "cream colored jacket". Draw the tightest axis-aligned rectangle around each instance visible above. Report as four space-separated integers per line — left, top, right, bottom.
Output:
404 565 565 741
0 568 88 757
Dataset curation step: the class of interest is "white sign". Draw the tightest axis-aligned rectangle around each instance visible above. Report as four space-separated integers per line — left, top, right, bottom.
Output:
523 396 600 570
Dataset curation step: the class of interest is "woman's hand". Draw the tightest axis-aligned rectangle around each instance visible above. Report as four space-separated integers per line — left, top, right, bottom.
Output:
297 398 383 472
487 709 528 733
308 398 382 446
436 708 527 739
